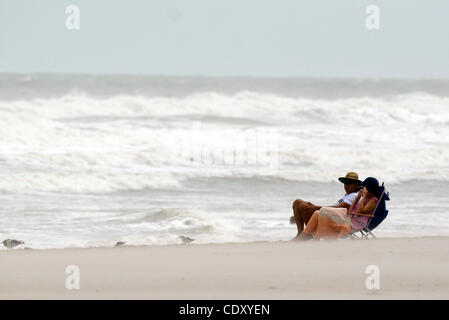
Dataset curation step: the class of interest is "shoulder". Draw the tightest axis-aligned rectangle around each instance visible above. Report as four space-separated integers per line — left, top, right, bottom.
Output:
341 192 357 203
367 197 378 204
345 192 358 200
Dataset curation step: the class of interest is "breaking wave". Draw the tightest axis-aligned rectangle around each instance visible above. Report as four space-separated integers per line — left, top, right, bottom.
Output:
1 91 449 193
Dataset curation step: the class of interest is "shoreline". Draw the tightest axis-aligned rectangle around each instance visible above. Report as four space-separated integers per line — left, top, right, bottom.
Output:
2 235 447 252
1 237 449 299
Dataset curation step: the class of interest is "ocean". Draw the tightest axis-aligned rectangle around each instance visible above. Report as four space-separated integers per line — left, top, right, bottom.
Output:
1 74 449 249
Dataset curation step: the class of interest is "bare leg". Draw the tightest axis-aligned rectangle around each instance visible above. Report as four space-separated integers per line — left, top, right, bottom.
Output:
303 211 319 234
293 210 319 241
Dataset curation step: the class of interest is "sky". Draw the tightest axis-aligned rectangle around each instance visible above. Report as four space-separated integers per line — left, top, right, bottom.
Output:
1 0 448 78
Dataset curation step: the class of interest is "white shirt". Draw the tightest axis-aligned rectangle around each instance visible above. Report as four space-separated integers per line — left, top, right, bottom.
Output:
335 192 358 206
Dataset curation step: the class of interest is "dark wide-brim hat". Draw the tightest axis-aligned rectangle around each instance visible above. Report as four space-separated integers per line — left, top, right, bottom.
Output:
338 172 362 184
362 177 380 195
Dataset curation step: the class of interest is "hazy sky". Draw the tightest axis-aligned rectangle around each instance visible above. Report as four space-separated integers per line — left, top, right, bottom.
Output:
1 0 448 78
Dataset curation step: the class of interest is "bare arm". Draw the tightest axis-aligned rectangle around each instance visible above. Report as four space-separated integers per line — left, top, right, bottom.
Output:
348 188 377 216
347 190 363 213
328 201 351 209
337 201 351 209
354 197 377 215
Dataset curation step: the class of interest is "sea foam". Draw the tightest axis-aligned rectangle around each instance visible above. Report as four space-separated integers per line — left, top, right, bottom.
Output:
1 91 449 193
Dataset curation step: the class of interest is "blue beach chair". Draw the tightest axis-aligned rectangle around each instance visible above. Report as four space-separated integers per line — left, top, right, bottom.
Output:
349 182 390 239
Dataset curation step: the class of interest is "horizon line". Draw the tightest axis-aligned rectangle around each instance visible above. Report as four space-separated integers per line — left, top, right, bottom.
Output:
1 71 449 82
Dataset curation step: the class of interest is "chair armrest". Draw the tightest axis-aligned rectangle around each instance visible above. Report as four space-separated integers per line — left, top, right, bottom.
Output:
347 211 374 217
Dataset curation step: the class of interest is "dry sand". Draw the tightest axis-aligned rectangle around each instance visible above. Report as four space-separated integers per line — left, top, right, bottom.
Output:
1 237 448 299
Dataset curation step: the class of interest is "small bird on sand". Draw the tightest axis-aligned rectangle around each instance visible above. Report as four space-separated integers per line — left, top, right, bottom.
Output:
114 241 126 247
178 235 195 244
2 239 25 249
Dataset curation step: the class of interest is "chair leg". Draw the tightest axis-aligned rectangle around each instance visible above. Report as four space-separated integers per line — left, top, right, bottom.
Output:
360 228 376 239
350 229 377 240
351 232 362 239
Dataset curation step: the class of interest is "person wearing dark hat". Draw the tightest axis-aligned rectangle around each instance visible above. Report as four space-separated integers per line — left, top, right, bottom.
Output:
347 177 381 232
291 172 362 240
298 177 380 240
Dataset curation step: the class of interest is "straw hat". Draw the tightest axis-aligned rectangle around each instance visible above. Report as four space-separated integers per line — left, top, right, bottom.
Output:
338 172 362 184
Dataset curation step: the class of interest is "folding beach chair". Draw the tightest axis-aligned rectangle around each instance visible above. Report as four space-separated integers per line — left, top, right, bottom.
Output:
349 182 390 239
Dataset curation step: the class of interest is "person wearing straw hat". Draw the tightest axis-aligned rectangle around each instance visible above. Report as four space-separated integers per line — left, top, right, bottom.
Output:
291 172 361 240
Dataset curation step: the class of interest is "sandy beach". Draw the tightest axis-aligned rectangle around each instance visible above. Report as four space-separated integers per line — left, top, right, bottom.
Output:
1 237 448 300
